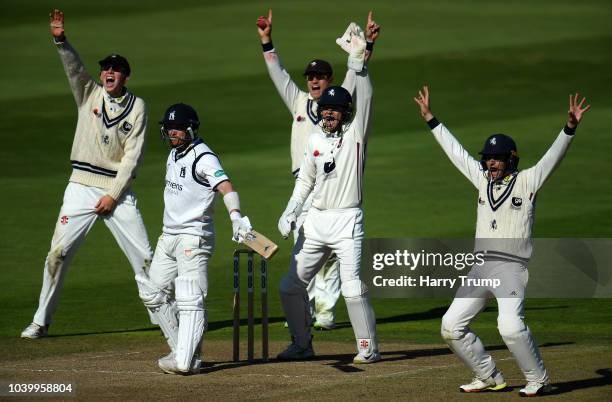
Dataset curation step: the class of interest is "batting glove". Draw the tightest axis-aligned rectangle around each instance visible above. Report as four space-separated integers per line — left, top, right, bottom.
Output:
336 22 366 71
231 215 253 243
278 199 302 239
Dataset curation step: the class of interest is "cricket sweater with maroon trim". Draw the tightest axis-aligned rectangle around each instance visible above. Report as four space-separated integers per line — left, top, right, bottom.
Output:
55 38 147 200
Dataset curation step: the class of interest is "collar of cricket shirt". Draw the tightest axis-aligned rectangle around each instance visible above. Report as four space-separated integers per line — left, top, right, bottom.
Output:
101 89 136 129
104 88 130 104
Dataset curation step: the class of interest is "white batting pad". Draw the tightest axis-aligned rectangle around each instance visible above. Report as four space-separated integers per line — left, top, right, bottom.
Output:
135 274 179 350
174 276 205 372
343 280 377 348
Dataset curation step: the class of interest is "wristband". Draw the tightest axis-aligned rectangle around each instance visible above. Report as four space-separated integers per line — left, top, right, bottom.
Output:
223 191 241 215
262 42 274 52
563 124 576 136
366 41 374 51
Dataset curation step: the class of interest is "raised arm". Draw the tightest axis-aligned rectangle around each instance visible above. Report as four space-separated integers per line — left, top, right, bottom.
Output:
414 86 482 188
336 23 372 140
49 9 97 106
256 9 301 114
341 11 380 98
525 93 590 191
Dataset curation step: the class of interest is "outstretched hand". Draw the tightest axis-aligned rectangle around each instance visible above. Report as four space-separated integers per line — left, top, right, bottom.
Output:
256 8 272 43
567 93 590 128
49 9 65 39
413 85 434 121
366 11 380 42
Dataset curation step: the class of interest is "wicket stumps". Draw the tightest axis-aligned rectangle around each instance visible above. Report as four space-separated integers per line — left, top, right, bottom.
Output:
233 249 269 362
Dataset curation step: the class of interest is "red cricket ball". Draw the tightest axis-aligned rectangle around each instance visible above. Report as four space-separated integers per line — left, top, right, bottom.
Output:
257 17 267 29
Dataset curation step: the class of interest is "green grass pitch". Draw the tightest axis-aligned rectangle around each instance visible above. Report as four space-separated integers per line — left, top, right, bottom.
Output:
0 0 611 398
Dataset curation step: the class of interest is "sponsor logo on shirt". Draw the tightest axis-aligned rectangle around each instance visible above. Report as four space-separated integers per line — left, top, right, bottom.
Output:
214 170 225 177
180 167 186 178
511 197 523 209
165 180 183 191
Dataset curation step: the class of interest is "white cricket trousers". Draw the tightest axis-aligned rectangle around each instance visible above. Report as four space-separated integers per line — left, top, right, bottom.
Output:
281 207 377 348
32 182 153 326
147 233 213 295
295 195 341 326
441 260 548 384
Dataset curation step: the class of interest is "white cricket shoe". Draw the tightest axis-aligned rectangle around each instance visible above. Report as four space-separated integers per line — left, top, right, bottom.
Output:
20 323 49 339
277 341 315 361
519 381 551 397
353 350 381 364
459 370 507 392
158 353 201 375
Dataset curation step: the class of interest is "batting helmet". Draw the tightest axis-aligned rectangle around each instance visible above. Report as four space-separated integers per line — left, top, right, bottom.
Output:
478 133 520 174
159 103 200 144
316 86 353 132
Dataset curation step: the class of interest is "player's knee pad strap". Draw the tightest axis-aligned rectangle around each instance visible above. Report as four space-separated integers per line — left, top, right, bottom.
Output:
341 279 368 299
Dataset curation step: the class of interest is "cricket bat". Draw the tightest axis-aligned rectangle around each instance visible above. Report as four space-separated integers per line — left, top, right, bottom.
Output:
242 230 279 259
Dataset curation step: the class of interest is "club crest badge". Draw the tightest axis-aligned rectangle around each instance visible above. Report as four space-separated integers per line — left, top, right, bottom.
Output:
511 197 523 209
119 121 133 134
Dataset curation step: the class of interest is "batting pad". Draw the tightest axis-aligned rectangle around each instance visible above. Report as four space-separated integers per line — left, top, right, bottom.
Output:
135 274 179 350
175 276 205 372
343 279 377 347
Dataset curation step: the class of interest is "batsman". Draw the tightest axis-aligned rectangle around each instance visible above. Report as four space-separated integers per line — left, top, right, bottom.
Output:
136 103 254 375
414 86 590 396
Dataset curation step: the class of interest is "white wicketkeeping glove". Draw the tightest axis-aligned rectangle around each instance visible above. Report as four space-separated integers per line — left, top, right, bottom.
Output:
231 215 253 243
335 22 366 71
277 199 303 239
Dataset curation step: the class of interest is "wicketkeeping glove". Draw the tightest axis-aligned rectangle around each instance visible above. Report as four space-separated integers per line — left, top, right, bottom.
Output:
277 199 303 239
335 22 366 72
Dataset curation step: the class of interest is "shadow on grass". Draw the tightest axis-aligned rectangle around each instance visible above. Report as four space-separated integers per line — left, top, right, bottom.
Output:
198 341 573 374
45 302 571 337
548 368 612 396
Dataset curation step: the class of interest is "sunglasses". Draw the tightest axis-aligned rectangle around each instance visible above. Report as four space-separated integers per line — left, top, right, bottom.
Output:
306 73 329 81
100 63 128 73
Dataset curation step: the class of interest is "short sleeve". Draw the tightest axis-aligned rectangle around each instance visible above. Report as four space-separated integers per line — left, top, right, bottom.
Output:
193 152 229 190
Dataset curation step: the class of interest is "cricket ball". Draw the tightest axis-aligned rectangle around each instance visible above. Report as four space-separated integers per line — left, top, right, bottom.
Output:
257 17 267 29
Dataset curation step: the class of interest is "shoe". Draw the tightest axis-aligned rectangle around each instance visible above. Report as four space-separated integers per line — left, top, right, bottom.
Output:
277 341 315 361
313 321 336 331
353 350 381 364
20 323 49 339
158 352 201 375
460 370 507 392
519 382 551 397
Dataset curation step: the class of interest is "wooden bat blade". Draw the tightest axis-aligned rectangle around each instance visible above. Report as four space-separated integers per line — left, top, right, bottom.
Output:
242 230 279 259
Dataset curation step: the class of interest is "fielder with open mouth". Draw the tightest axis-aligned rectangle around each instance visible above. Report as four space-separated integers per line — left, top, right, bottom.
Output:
21 9 154 339
414 86 590 396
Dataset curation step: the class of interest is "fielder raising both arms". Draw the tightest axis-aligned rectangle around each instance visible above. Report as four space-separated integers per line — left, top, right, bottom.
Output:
22 9 154 339
276 22 380 364
257 8 380 331
414 86 590 397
